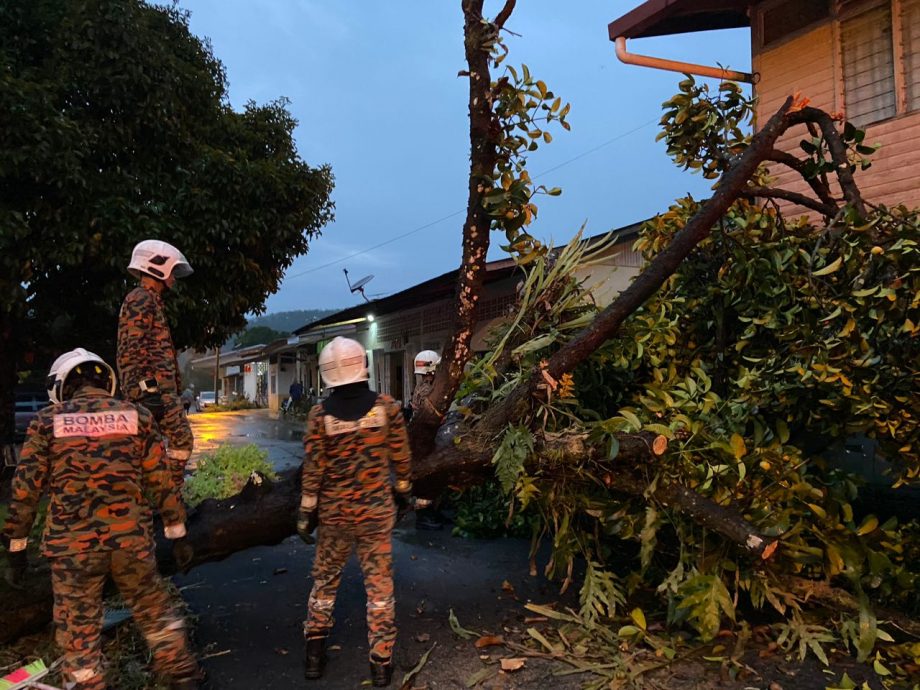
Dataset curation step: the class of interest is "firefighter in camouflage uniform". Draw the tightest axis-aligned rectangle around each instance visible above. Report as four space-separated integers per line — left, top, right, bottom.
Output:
117 239 194 485
1 348 201 690
297 336 420 687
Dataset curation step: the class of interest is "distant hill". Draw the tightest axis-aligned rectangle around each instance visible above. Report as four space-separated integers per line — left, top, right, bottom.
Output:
247 309 339 334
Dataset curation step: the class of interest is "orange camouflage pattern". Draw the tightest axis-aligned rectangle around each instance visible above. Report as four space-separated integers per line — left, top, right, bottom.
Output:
306 521 395 660
116 285 193 459
116 286 181 397
2 385 196 689
410 378 432 413
302 394 411 525
51 549 198 690
302 393 411 660
2 387 186 557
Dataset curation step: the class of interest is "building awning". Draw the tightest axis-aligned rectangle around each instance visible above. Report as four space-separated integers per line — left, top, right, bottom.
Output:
190 344 268 370
608 0 750 40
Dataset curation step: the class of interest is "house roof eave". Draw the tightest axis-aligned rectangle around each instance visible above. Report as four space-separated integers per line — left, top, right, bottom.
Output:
608 0 751 41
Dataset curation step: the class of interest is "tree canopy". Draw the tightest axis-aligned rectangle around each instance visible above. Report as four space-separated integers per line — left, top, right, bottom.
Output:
233 326 286 349
0 0 334 436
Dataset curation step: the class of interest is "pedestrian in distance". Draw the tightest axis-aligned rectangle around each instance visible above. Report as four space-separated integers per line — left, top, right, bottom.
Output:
180 387 195 414
117 239 194 486
1 348 202 690
297 336 420 687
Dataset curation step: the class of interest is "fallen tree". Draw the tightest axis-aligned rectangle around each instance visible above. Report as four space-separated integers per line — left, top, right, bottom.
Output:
3 2 918 681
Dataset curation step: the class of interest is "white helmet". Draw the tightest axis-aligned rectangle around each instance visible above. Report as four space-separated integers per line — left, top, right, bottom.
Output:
47 348 117 404
414 350 440 375
128 239 193 281
318 337 368 388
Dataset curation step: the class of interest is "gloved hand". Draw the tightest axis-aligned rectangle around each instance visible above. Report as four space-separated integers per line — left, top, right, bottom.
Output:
139 393 166 422
296 508 318 545
394 490 412 515
2 537 28 589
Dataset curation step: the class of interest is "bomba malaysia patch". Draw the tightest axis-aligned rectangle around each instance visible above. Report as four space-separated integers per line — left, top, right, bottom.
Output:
323 405 387 436
53 410 139 438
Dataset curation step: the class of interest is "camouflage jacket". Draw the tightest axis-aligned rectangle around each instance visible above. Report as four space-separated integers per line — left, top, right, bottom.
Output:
410 379 433 412
117 285 180 398
2 387 186 558
302 393 412 525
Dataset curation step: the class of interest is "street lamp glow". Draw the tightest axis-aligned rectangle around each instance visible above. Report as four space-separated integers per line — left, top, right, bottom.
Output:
366 313 375 322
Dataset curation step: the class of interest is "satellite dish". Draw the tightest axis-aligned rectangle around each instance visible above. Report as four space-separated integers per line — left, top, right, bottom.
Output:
351 274 374 292
343 268 375 303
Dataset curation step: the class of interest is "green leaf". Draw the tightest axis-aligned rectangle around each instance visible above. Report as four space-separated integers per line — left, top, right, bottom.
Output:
449 608 478 640
618 409 642 431
856 515 878 536
812 256 843 276
630 608 647 630
776 420 790 444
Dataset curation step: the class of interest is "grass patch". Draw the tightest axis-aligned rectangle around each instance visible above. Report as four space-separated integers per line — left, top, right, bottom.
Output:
183 444 277 508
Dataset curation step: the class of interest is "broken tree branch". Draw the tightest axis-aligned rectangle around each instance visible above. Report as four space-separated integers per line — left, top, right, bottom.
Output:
740 186 838 218
789 107 866 218
767 148 838 211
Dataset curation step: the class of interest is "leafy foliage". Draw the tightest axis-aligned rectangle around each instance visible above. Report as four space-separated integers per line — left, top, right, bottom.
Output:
462 77 920 682
234 325 287 349
450 479 536 540
478 29 570 264
0 0 334 401
183 444 276 507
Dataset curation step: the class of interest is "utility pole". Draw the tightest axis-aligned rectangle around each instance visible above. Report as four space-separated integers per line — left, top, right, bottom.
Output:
213 346 220 401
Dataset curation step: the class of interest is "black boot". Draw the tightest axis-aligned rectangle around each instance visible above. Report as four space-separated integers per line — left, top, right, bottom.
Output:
370 655 392 687
304 636 327 680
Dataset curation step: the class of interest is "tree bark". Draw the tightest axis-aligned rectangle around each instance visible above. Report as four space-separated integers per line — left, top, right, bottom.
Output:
408 0 516 460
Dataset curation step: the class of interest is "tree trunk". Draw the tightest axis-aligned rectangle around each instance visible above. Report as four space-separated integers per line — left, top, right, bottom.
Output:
408 0 516 460
1 434 775 642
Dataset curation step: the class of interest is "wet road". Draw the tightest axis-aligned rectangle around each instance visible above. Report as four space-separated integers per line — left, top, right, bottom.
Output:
187 409 303 471
177 408 584 689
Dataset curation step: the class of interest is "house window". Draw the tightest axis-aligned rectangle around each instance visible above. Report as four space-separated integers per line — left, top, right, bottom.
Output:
905 0 920 110
841 3 897 126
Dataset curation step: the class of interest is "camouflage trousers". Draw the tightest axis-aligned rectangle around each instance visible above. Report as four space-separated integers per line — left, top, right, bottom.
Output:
159 392 193 486
130 390 193 486
51 549 198 690
305 520 396 661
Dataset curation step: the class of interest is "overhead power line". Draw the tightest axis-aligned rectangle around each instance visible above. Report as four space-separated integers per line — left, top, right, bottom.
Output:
284 117 658 281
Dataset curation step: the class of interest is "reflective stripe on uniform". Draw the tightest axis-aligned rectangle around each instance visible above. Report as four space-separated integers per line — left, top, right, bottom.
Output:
148 617 186 643
71 667 102 683
309 596 335 611
367 597 395 610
